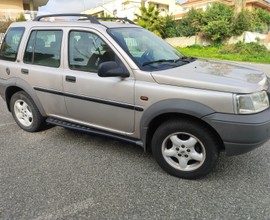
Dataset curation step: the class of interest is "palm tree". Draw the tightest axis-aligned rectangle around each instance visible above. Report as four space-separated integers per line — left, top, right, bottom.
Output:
134 5 165 37
141 0 146 6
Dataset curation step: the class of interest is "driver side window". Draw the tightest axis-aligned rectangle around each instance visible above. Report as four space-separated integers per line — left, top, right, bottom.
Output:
69 31 115 72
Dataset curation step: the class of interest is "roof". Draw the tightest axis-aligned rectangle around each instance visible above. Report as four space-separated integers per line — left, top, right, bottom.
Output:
182 0 270 7
173 13 186 19
9 20 139 30
9 14 139 29
182 0 201 5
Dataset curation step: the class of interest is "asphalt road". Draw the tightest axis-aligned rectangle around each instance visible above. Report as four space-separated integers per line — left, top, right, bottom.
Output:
1 62 270 220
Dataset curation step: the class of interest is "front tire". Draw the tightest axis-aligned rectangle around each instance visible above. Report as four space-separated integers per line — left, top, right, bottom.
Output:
151 118 220 179
10 91 45 132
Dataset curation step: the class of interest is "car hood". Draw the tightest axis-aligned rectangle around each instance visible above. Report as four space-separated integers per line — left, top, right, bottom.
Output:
151 59 269 93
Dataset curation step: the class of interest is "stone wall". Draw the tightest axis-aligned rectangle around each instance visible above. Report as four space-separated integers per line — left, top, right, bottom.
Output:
263 42 270 50
165 31 270 49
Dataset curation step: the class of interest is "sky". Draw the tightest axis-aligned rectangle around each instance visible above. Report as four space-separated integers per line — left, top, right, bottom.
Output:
39 0 101 14
39 0 187 14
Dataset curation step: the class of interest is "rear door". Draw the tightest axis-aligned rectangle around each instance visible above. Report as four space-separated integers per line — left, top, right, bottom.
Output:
19 28 68 117
0 27 25 82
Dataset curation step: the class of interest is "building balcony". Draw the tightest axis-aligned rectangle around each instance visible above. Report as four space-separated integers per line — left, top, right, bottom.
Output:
0 9 49 21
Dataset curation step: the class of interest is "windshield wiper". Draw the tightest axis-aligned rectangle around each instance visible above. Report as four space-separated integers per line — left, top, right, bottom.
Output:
174 56 189 63
142 56 192 66
142 59 175 66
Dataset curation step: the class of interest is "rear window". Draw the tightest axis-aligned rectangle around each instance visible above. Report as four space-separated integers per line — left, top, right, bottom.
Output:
0 27 25 62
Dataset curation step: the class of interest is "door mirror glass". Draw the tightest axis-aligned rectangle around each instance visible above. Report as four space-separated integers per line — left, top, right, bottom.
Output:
98 61 129 78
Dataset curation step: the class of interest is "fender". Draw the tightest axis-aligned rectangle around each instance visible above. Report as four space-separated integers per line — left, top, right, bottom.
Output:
139 99 215 151
0 78 17 99
2 78 47 117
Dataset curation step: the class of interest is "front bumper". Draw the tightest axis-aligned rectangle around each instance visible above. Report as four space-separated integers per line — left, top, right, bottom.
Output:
202 107 270 156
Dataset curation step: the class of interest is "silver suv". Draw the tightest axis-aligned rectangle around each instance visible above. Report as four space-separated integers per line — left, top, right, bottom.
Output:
1 14 270 179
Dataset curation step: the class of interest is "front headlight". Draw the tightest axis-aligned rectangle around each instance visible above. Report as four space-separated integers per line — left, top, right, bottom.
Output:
234 91 269 114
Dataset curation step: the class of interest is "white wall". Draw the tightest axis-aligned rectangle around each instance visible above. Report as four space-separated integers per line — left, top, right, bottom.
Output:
164 31 270 49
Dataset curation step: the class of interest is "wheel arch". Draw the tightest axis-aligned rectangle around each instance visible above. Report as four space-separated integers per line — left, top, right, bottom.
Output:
5 79 46 117
140 99 225 152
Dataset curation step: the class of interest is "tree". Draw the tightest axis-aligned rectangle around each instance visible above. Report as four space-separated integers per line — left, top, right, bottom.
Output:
204 19 232 42
162 14 179 38
99 14 112 21
15 13 27 22
201 3 234 43
255 8 270 24
134 5 165 37
232 10 250 35
141 0 146 7
249 8 269 33
178 8 201 37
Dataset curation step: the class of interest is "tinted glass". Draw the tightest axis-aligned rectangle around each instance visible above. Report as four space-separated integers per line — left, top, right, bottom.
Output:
23 30 62 67
23 31 36 64
0 27 25 61
108 28 184 69
69 31 115 72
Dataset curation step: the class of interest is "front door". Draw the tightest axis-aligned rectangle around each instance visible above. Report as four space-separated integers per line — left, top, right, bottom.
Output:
63 29 135 133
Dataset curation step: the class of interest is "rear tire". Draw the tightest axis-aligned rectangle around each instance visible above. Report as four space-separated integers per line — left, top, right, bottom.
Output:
10 91 45 132
151 118 220 179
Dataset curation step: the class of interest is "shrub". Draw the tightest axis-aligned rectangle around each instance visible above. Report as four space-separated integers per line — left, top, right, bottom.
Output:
200 3 234 43
233 10 250 35
219 41 270 55
162 14 179 38
249 9 269 34
201 3 234 24
178 8 201 37
255 8 270 24
0 13 26 34
0 19 14 33
203 19 232 43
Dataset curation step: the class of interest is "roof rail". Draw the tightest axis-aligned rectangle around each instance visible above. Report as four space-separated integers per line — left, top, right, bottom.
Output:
33 14 100 24
96 17 136 25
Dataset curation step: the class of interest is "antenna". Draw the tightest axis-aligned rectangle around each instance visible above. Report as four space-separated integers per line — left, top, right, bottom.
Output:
96 0 114 7
82 0 86 12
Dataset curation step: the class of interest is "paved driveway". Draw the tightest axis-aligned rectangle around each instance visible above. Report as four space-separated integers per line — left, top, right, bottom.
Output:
1 62 270 220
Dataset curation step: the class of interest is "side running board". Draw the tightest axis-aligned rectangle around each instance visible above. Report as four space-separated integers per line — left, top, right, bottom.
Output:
46 117 143 147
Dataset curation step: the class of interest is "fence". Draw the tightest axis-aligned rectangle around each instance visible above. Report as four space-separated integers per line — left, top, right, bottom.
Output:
0 33 4 45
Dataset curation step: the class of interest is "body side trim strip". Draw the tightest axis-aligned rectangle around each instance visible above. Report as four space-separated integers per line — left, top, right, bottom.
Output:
34 87 144 112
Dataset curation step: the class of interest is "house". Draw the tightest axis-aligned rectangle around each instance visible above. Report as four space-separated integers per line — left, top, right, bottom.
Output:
81 0 183 21
173 0 270 20
0 0 49 20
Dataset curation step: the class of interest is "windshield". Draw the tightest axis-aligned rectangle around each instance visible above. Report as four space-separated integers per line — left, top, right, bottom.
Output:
108 28 185 69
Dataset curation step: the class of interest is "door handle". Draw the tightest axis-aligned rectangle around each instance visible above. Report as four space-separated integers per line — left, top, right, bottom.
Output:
66 75 76 83
21 69 29 74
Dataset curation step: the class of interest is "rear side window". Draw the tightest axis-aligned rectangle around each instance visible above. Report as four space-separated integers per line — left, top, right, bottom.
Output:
23 30 62 68
0 27 25 62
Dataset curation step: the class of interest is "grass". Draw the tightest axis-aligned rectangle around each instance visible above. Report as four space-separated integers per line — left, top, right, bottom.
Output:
176 42 270 64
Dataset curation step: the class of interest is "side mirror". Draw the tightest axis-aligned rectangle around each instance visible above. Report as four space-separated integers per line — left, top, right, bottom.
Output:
98 61 129 78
